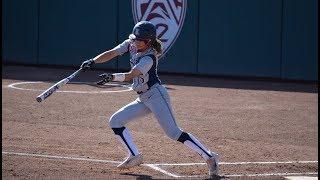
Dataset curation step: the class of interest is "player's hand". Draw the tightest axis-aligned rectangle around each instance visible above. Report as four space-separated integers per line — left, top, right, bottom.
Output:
97 73 113 85
81 59 95 70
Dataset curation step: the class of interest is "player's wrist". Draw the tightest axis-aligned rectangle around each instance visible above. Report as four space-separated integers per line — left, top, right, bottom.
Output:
90 59 96 64
112 73 125 82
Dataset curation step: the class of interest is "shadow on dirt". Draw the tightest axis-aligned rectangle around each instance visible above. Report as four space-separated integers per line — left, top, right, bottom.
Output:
160 74 318 93
120 172 153 180
67 81 131 89
119 173 230 180
2 65 317 93
205 174 230 180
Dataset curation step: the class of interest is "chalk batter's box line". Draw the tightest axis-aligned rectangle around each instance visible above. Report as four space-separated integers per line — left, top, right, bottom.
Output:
147 161 319 178
2 151 318 178
153 160 318 166
145 163 318 178
6 81 132 94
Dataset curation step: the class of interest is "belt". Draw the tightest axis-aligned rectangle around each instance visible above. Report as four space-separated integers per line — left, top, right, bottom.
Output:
137 91 145 94
137 83 159 94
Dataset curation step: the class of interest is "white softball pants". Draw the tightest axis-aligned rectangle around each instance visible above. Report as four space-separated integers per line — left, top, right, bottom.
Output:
109 84 183 140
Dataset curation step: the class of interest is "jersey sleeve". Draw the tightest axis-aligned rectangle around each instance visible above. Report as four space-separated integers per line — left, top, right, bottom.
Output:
132 56 153 75
114 39 131 55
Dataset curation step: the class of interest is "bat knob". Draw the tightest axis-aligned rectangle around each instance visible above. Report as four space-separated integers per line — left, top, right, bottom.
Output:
36 97 42 102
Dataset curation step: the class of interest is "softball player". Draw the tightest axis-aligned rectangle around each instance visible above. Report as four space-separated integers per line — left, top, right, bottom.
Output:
81 21 219 176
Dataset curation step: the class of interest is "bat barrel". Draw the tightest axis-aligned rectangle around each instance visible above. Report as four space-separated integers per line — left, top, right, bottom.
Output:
35 68 83 103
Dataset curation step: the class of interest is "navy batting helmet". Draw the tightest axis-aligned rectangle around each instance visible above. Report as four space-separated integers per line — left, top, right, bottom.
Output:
129 21 156 41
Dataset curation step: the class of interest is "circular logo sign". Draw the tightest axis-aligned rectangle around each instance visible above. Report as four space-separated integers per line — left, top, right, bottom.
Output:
132 0 187 59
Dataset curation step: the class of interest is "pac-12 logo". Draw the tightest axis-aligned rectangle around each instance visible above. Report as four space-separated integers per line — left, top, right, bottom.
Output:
132 0 187 59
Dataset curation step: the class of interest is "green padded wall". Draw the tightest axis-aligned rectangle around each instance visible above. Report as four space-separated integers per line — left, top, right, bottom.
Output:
2 0 39 64
2 0 318 81
281 0 318 81
198 0 282 78
38 0 118 69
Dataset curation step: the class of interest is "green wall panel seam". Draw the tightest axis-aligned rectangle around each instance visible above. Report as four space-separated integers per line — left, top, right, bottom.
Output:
280 0 284 79
116 0 119 72
36 0 40 65
196 0 200 74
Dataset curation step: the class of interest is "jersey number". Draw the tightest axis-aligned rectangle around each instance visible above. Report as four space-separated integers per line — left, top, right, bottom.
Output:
138 77 144 83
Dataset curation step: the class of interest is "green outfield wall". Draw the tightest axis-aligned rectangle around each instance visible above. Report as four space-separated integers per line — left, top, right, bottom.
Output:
2 0 318 81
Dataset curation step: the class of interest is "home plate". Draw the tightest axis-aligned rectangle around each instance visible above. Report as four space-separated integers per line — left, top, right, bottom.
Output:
285 176 318 180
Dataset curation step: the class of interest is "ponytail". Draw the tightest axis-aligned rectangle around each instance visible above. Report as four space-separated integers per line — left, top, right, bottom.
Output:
151 38 163 57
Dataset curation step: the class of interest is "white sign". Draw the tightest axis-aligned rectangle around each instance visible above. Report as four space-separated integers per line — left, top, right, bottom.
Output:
132 0 187 58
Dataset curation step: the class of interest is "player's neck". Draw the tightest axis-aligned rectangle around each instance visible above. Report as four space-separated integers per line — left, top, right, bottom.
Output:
138 46 150 54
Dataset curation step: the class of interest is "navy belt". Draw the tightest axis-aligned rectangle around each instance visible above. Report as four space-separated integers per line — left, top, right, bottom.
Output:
136 83 160 95
137 91 145 94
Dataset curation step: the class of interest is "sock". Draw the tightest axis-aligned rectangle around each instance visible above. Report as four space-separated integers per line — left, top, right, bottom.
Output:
112 127 139 156
178 132 213 160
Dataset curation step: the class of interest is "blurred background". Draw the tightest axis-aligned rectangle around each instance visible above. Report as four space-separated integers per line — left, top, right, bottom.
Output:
2 0 318 81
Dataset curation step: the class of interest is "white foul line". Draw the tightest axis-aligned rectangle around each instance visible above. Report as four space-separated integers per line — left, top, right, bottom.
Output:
182 172 318 178
2 151 180 177
143 164 181 178
153 160 318 166
2 151 318 178
225 172 318 177
2 151 120 164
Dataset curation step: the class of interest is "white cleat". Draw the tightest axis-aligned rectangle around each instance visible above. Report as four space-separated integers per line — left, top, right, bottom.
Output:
117 154 143 169
206 151 219 176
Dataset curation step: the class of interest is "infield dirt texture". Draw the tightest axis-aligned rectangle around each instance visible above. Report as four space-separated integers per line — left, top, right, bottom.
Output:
2 65 318 179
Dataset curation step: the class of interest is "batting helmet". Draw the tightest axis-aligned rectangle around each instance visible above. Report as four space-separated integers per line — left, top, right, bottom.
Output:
129 21 157 41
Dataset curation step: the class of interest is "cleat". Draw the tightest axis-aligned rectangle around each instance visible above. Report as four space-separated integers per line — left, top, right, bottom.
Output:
117 154 143 169
206 151 219 176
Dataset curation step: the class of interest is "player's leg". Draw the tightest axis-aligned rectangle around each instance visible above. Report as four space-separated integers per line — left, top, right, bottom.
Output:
109 98 151 168
145 85 219 175
177 132 219 176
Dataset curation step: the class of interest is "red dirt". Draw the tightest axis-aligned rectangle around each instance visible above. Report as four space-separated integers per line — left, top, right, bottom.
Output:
2 65 318 179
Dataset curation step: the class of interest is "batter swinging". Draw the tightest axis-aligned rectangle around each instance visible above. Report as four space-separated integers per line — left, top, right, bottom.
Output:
81 21 219 176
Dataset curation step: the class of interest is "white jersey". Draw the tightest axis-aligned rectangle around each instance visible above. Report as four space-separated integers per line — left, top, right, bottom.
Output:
114 39 161 93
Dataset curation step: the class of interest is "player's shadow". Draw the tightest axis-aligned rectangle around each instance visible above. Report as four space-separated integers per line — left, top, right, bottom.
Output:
160 74 318 93
205 174 229 180
68 81 128 89
120 172 153 180
121 172 228 180
164 86 176 91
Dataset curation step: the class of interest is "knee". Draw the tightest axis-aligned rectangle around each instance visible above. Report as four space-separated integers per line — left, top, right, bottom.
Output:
108 113 122 128
177 131 190 143
164 128 183 141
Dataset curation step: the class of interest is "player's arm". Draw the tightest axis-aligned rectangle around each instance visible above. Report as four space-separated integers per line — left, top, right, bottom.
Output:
92 48 120 64
93 39 130 64
119 69 142 82
115 56 153 81
97 69 141 84
81 39 130 69
97 56 153 84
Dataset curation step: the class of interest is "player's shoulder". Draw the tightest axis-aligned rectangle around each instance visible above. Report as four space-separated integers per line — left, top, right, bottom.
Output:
139 53 157 66
124 39 132 43
142 53 156 62
119 39 131 46
144 49 157 59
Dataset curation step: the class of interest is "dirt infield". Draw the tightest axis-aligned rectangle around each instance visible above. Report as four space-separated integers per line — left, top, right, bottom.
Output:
2 65 318 179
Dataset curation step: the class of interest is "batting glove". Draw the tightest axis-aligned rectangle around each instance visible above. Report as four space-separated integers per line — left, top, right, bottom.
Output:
81 59 95 70
97 73 113 85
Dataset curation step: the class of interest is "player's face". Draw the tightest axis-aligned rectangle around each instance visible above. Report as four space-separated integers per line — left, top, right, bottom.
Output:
133 39 151 51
